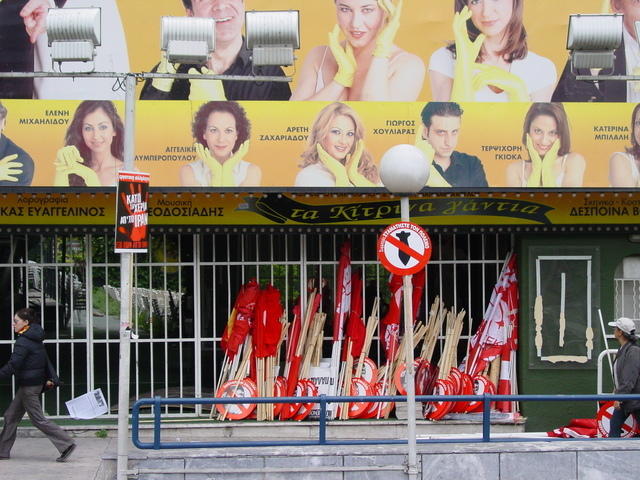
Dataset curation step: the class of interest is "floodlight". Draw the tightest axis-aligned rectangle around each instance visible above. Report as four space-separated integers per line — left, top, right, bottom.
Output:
567 14 623 70
245 11 300 67
47 7 101 63
161 16 215 65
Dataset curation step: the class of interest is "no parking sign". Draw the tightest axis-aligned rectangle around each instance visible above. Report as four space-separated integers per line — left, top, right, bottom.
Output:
377 222 432 275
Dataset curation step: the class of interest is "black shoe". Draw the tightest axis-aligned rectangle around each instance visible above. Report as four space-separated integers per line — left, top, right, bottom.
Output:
56 444 76 462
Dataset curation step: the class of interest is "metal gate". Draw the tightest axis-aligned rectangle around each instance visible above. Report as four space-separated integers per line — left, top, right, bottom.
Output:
0 231 512 419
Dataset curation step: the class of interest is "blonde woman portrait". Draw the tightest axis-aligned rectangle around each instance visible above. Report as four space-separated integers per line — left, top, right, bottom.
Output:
290 0 425 101
295 102 379 187
506 103 585 188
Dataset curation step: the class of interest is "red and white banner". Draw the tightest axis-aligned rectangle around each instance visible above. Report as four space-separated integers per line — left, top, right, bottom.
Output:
462 253 519 412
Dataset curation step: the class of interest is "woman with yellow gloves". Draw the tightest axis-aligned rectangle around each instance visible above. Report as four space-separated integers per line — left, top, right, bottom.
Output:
181 101 260 187
506 103 585 188
54 101 124 187
295 102 379 187
609 104 640 187
290 0 425 101
429 0 556 102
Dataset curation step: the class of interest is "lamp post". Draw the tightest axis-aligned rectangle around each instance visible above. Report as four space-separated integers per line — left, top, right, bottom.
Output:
379 144 430 480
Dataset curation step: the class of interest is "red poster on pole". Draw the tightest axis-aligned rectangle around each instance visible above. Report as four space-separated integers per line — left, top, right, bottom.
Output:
115 171 150 253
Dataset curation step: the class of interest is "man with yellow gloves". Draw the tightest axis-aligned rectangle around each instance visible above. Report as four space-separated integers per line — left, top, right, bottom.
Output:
0 102 33 186
415 102 488 188
140 0 291 101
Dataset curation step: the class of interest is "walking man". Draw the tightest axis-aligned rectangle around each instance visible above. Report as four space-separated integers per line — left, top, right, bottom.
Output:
0 308 76 461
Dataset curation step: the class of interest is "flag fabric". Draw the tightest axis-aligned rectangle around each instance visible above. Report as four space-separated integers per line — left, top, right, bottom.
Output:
333 241 352 341
463 253 519 379
222 279 260 359
344 270 366 359
411 269 425 324
253 285 284 358
547 418 598 438
381 274 403 362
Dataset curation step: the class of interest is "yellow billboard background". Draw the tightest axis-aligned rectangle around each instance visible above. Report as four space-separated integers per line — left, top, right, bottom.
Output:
2 99 637 188
115 0 605 101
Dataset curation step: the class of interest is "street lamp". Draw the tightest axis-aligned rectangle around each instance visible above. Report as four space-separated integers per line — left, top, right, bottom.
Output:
379 144 429 480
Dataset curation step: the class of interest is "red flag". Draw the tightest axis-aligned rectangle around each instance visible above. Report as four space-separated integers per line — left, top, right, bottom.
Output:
253 285 284 358
344 270 365 359
223 279 260 359
381 274 403 362
463 253 518 378
333 241 352 341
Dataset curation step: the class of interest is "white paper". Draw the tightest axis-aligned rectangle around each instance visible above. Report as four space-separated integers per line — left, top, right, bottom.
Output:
65 388 109 419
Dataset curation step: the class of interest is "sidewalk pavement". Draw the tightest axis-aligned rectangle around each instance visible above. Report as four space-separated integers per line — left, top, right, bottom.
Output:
1 436 114 480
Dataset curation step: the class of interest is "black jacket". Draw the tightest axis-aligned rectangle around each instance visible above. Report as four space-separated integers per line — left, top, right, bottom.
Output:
614 341 640 415
551 42 627 102
0 323 47 387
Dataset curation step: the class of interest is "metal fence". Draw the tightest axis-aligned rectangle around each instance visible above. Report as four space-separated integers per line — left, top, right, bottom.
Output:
0 231 511 419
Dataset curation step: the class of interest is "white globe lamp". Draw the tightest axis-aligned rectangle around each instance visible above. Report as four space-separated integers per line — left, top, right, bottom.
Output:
379 144 430 194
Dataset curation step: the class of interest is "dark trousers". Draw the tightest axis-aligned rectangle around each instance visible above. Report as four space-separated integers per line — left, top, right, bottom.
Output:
609 406 640 438
0 384 74 457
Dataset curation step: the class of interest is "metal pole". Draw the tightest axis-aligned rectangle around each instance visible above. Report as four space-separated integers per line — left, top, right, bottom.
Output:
116 73 136 480
400 196 418 479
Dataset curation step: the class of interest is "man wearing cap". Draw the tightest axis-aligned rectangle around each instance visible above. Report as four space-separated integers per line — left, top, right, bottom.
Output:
607 316 640 437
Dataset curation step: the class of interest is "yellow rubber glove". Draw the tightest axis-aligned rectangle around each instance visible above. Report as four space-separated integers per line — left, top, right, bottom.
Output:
374 0 402 59
525 134 543 187
540 139 561 188
188 66 227 101
221 140 250 186
601 0 611 13
451 6 485 102
346 140 377 187
152 52 179 93
471 63 529 101
328 25 357 88
0 154 23 182
414 128 451 187
195 142 223 187
53 146 101 187
316 143 351 186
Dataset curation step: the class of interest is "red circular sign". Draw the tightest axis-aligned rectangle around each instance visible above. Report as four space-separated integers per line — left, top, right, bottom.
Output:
377 222 432 275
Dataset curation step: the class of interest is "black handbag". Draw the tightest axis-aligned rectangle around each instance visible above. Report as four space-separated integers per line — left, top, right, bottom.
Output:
42 353 61 393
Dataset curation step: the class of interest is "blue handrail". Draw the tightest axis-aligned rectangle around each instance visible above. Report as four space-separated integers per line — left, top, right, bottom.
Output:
130 393 640 450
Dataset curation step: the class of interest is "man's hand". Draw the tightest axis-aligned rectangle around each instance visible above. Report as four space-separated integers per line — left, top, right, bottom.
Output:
614 401 621 409
0 154 23 182
152 52 180 93
188 66 227 101
20 0 51 44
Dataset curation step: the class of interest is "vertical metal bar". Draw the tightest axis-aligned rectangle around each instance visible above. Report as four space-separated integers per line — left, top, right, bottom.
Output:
319 395 327 445
482 395 491 442
117 73 136 480
400 197 418 480
153 397 162 450
86 234 95 393
193 234 202 416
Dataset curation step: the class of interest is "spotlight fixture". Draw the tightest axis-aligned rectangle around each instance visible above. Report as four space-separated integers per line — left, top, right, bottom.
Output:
160 16 215 65
567 14 623 70
47 7 101 64
245 10 300 67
